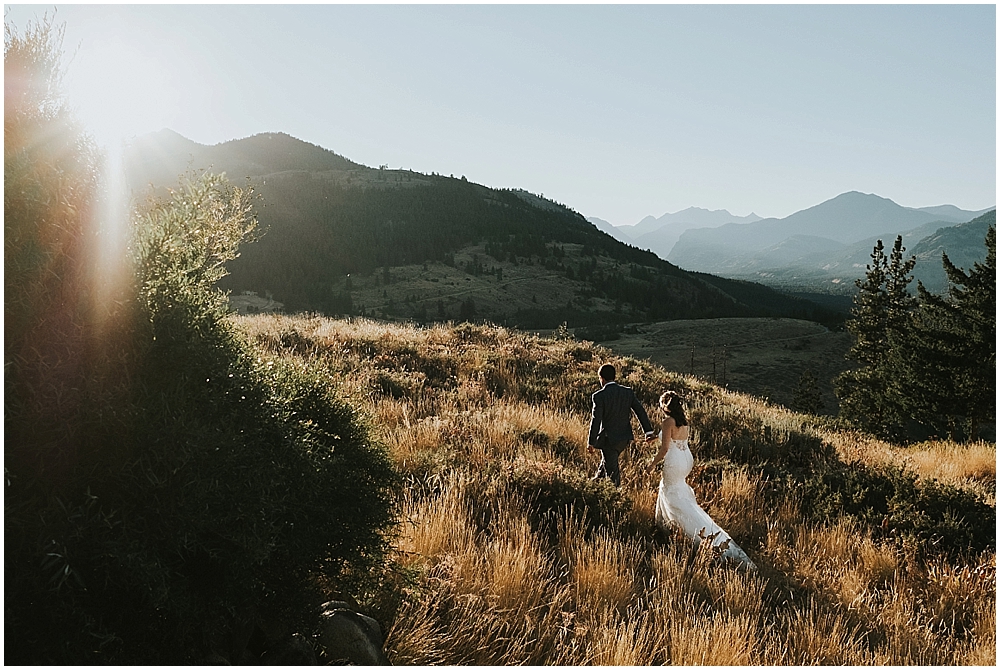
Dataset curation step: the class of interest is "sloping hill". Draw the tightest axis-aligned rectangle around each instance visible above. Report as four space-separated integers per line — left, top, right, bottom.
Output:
909 209 997 293
125 130 361 188
124 131 841 327
239 313 996 666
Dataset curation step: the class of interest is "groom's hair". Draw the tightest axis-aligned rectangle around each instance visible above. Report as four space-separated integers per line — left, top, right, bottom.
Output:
598 364 616 381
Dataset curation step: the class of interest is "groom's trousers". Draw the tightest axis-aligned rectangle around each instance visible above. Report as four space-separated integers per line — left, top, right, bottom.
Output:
593 440 630 486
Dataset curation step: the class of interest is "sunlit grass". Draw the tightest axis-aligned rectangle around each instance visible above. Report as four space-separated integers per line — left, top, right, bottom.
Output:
237 313 995 666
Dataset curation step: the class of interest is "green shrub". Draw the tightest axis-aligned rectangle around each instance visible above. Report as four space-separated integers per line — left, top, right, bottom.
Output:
799 462 994 557
692 405 837 470
689 398 992 557
505 459 635 536
4 35 400 661
4 16 102 489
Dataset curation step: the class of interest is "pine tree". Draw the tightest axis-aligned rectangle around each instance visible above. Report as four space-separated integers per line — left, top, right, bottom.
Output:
836 236 915 440
791 369 823 414
897 225 995 440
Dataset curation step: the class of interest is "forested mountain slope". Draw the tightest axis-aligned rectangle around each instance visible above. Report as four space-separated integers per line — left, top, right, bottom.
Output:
124 131 841 327
909 210 997 293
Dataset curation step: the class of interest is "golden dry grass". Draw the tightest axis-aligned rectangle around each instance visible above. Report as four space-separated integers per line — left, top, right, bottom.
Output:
237 313 996 666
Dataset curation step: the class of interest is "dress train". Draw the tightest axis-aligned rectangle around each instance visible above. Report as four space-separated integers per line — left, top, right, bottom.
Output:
655 439 755 569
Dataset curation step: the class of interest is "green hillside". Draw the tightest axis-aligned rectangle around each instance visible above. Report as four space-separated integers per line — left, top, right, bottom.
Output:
125 132 843 328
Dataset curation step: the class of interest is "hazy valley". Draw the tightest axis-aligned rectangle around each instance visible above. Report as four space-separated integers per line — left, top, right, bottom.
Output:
595 193 993 298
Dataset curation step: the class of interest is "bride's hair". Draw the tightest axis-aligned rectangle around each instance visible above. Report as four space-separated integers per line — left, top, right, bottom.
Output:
659 391 688 427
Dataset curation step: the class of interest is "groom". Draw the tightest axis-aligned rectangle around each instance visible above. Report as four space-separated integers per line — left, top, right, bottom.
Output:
588 363 656 486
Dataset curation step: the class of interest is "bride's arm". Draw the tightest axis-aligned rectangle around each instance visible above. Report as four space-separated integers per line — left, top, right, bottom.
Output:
646 418 673 472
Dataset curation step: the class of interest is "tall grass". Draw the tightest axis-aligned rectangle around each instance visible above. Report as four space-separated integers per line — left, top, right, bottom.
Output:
238 313 995 665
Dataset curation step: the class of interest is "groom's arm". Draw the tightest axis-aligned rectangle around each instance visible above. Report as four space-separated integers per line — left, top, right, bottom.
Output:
588 394 603 447
631 393 656 439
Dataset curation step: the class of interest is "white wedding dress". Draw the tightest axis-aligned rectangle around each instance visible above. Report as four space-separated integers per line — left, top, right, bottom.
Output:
655 437 756 569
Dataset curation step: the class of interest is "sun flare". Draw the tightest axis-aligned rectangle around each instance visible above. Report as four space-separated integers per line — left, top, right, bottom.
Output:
63 33 181 149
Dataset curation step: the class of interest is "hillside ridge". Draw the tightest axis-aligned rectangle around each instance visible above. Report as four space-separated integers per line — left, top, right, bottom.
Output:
123 130 842 327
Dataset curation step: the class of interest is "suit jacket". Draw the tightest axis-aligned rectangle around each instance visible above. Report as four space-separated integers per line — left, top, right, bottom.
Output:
588 382 654 448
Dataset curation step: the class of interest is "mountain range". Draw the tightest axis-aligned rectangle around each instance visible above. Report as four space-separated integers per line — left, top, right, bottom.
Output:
595 192 993 295
122 130 840 328
589 208 763 261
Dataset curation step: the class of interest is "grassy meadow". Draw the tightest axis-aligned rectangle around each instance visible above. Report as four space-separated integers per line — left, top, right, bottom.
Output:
238 313 995 665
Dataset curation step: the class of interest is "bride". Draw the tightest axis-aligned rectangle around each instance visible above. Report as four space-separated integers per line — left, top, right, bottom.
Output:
647 391 755 569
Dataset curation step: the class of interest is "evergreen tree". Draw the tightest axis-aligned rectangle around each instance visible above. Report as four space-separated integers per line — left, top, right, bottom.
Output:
836 236 914 440
459 297 476 321
791 369 823 415
897 226 995 440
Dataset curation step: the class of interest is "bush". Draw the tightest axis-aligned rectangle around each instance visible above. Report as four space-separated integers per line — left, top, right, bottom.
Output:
5 23 399 660
799 462 994 557
6 170 400 664
505 459 635 536
689 398 992 557
692 405 837 470
4 16 102 489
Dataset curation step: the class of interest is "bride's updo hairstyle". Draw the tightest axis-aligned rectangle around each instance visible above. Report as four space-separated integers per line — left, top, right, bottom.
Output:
659 391 688 427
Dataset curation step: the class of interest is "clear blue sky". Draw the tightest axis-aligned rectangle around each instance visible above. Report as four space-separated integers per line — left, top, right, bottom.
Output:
5 3 996 225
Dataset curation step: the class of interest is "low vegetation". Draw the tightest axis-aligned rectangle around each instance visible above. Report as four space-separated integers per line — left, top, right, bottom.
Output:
240 313 995 665
601 317 852 414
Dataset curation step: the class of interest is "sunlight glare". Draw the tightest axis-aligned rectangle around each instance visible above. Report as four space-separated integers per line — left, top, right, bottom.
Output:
89 135 133 337
64 34 181 149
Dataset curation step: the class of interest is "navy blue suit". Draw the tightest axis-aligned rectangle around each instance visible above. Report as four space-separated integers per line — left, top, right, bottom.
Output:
588 382 654 485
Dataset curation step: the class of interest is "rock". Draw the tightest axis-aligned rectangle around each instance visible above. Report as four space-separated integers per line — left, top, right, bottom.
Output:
261 632 317 665
319 607 390 665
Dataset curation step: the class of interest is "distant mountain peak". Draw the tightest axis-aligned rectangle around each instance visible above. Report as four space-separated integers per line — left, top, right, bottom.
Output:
127 128 205 152
150 127 202 143
827 190 895 204
667 190 990 277
672 205 726 215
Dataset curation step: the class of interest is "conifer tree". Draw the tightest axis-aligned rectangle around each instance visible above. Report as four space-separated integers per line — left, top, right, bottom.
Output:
836 236 914 440
791 368 823 415
897 226 995 440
